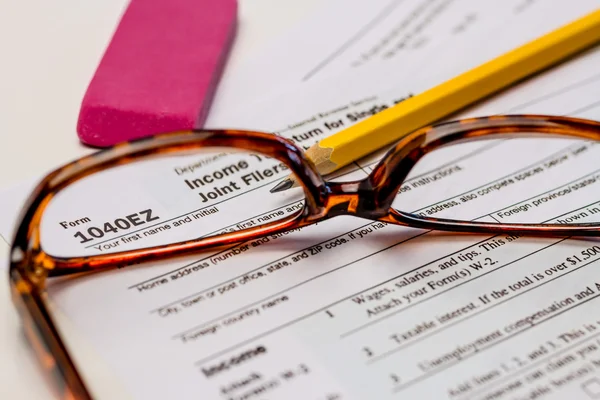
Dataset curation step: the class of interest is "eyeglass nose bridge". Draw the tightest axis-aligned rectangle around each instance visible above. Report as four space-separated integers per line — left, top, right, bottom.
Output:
322 180 391 219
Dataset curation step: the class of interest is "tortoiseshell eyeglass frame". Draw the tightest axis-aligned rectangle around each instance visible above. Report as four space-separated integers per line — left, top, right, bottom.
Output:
9 114 600 399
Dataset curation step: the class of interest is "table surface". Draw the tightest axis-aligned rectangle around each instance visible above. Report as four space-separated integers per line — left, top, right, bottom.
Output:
0 0 320 397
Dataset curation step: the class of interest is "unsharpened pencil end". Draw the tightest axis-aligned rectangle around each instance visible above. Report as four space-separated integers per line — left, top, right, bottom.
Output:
270 179 294 193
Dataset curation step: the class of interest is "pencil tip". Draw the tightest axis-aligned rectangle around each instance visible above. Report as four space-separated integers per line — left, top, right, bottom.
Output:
270 179 294 193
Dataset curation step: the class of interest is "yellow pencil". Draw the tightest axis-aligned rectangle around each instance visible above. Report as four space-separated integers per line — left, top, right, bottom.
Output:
271 8 600 192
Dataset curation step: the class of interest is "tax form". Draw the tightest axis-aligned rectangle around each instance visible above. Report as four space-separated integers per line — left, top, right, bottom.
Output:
7 4 600 400
33 40 600 400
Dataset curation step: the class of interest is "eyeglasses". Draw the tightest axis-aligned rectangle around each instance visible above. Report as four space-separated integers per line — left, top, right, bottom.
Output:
9 114 600 398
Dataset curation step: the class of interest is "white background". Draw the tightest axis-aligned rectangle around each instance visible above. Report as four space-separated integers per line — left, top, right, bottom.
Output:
0 0 319 397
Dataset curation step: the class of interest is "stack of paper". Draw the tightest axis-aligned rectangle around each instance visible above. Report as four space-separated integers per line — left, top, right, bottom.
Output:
4 1 600 399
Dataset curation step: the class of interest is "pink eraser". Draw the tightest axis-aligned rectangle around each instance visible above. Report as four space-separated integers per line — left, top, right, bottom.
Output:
77 0 237 147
